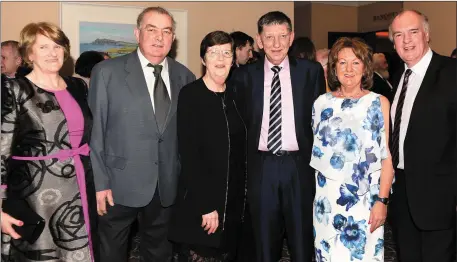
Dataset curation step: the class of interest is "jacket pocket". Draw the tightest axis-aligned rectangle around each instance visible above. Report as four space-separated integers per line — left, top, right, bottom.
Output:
104 155 127 170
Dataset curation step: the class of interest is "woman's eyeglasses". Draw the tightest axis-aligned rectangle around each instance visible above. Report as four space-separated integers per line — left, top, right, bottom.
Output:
206 49 233 59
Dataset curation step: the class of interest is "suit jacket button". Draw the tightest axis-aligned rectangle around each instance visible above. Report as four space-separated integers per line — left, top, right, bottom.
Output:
158 138 163 143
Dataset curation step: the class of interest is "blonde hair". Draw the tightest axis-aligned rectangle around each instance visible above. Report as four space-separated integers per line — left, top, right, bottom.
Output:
19 22 70 67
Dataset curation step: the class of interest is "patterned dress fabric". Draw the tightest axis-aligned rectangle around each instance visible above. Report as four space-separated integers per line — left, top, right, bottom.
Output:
310 92 388 262
1 77 96 262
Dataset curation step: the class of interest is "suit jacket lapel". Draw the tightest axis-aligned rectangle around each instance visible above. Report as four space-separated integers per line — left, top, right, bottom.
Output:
124 51 158 133
253 58 265 147
288 57 303 138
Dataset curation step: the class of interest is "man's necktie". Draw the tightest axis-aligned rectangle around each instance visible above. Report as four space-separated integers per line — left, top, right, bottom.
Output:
267 66 282 154
391 69 413 168
148 63 171 133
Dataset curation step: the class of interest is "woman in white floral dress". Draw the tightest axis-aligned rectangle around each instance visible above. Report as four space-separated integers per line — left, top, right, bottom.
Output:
310 37 394 262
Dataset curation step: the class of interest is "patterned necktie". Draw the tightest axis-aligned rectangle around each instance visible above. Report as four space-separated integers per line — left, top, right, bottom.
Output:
148 63 170 133
268 66 282 154
391 69 413 168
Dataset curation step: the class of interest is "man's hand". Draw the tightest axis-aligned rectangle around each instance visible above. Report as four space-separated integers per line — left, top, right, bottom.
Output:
96 189 114 216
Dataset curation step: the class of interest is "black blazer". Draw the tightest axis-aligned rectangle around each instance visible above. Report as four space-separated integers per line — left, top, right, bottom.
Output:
390 52 457 230
231 56 326 189
168 78 247 247
371 72 393 103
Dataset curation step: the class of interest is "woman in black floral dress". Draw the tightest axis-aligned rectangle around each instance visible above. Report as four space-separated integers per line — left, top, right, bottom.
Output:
1 22 98 262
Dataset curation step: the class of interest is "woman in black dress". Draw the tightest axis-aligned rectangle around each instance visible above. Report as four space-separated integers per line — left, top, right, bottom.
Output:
169 31 247 261
1 22 98 262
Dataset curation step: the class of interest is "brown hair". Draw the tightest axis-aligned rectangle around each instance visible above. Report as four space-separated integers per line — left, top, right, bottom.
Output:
136 6 176 32
19 22 70 67
327 37 373 91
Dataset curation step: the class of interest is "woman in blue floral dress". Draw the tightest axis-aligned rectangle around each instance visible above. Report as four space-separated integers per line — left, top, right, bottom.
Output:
310 37 394 262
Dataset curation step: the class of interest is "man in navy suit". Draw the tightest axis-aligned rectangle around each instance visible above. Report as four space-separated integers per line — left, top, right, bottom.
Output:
232 11 325 262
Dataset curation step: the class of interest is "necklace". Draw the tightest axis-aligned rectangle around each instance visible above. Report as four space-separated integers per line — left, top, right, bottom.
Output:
212 89 227 109
203 77 227 109
337 88 364 99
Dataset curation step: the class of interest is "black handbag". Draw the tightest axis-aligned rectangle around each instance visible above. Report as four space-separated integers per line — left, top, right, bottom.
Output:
2 198 45 244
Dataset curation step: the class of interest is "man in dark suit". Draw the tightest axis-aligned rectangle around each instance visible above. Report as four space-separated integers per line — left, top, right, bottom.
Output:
232 11 325 262
88 6 195 262
371 53 394 102
388 10 456 262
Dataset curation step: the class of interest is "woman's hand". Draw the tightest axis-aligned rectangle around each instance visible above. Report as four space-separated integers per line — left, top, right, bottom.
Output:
369 201 387 233
1 211 23 239
201 210 219 235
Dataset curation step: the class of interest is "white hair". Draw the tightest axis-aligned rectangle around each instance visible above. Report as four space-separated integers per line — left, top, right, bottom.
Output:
388 10 430 42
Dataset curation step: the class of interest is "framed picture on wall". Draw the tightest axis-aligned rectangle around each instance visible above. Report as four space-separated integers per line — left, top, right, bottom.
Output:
60 2 188 66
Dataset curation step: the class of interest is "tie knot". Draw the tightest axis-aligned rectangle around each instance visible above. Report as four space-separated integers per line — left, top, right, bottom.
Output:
271 66 281 74
404 69 412 78
148 63 163 76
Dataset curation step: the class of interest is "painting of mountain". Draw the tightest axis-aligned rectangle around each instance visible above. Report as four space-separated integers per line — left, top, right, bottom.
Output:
79 21 137 57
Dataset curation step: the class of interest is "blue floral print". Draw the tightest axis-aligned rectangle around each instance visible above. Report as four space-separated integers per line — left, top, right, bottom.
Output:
315 196 332 225
321 240 330 253
374 238 384 256
337 183 360 211
317 172 327 187
330 153 345 170
363 98 384 146
311 92 387 261
339 216 367 261
313 146 324 158
341 98 358 110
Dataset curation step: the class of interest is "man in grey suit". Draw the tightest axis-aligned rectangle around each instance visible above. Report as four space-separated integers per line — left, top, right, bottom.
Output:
88 6 195 262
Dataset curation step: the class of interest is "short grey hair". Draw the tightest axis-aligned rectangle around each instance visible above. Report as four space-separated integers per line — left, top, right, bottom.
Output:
388 9 430 42
136 6 176 32
1 40 20 57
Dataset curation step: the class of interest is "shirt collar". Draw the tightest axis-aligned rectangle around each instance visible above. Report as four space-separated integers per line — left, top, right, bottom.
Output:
137 48 168 72
405 47 432 77
264 56 290 72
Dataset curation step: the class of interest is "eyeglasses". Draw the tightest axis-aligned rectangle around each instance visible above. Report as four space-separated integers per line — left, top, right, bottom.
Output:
206 49 233 59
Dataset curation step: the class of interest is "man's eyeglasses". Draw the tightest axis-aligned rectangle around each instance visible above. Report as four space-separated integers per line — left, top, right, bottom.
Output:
206 49 233 59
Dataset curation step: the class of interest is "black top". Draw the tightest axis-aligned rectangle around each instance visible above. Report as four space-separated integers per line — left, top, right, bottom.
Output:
168 78 247 249
371 73 393 103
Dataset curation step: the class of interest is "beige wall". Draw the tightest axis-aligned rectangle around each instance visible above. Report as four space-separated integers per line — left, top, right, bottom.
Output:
310 3 358 50
358 2 403 32
403 1 456 56
0 1 294 77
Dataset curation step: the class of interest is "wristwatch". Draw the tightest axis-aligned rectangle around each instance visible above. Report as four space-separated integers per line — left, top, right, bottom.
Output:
376 196 389 205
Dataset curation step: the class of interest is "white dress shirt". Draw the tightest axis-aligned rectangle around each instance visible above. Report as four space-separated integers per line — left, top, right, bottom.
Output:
137 48 171 112
391 48 433 169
